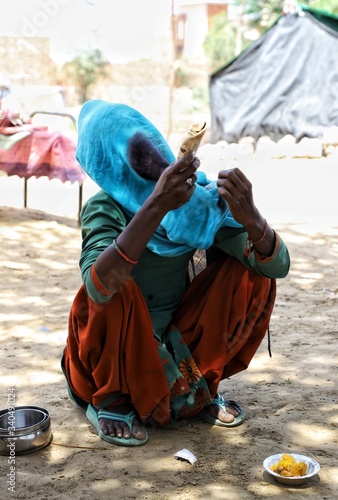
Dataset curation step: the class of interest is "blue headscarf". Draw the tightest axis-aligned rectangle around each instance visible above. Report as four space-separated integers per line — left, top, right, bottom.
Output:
76 100 241 256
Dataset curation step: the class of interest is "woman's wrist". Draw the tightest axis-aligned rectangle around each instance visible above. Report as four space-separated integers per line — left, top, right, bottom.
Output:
244 218 275 258
243 212 266 241
248 219 268 244
144 192 170 219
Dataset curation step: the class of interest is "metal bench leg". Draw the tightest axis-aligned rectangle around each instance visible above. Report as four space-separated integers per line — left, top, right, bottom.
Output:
24 178 28 208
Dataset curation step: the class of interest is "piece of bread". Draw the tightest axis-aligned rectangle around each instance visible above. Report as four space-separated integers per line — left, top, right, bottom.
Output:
177 122 207 159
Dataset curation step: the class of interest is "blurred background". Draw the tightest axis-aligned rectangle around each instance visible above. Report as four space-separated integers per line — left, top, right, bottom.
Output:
2 0 336 135
1 0 338 219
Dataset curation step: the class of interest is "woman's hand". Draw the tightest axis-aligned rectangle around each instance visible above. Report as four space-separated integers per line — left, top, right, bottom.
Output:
217 167 275 257
94 152 199 291
150 151 200 213
217 167 258 227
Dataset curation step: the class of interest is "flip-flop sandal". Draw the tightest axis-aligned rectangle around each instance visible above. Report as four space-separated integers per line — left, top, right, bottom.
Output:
199 393 245 428
86 404 148 446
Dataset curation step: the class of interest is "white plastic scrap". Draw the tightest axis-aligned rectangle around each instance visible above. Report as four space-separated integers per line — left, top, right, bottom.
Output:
174 448 197 465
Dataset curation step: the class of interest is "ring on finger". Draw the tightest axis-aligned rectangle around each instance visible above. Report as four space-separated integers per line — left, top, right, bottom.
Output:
185 177 194 187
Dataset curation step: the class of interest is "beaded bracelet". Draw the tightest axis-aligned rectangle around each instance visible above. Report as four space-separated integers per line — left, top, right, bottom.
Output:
112 239 138 265
244 219 268 257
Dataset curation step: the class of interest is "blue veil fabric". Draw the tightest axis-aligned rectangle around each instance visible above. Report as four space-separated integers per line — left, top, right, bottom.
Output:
76 100 241 256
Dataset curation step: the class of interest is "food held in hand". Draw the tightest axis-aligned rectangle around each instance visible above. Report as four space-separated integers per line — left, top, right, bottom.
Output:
177 122 207 159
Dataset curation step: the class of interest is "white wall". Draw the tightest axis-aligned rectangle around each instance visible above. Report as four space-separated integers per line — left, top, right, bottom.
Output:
180 4 209 61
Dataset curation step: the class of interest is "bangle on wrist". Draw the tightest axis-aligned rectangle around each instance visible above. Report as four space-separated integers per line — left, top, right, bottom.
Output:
244 219 268 257
112 239 138 265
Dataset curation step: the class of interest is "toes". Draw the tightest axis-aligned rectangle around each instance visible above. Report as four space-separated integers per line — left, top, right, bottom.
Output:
99 420 110 435
132 424 146 440
225 403 241 418
218 408 235 423
207 404 235 423
117 423 130 439
99 417 143 440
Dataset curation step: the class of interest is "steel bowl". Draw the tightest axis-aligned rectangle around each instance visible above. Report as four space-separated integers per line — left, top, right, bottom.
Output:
0 406 52 455
263 452 320 486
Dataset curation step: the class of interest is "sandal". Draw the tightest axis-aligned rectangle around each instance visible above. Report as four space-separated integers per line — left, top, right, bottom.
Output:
199 393 245 428
86 403 148 446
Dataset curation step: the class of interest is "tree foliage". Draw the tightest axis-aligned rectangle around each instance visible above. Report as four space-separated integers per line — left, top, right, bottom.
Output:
62 49 109 104
308 0 338 15
244 0 338 24
203 13 238 71
244 0 284 27
203 0 338 71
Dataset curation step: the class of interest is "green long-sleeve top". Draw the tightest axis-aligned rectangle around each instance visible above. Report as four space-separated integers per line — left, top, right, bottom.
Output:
79 190 290 338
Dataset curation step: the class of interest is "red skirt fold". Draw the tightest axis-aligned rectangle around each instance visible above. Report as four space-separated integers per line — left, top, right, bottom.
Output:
63 257 276 425
173 258 276 394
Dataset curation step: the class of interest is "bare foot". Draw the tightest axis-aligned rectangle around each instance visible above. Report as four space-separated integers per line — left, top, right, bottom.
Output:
201 400 240 424
99 403 146 441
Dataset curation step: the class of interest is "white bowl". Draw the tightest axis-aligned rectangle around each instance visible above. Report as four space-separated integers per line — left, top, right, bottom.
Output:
263 453 320 486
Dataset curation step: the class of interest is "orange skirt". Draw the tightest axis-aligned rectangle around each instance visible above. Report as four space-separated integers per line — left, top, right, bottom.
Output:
62 256 276 426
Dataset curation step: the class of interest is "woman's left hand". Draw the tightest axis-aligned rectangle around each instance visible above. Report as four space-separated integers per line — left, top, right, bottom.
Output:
217 167 259 227
217 167 275 257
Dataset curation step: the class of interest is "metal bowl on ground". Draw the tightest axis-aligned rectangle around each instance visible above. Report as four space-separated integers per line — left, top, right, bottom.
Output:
263 452 320 486
0 406 52 455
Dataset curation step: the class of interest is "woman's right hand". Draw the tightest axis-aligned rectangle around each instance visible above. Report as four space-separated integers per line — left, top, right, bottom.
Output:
94 153 199 293
150 151 200 213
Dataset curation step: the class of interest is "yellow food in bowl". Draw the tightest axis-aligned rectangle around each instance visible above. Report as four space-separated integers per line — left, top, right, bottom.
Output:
270 454 308 477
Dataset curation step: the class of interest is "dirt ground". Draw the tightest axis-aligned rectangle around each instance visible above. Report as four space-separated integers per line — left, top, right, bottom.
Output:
0 155 338 500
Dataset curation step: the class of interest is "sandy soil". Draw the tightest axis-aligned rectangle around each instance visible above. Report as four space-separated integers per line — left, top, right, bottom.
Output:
1 156 338 500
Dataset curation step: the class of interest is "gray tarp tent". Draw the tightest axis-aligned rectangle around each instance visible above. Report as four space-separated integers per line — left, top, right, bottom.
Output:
209 5 338 143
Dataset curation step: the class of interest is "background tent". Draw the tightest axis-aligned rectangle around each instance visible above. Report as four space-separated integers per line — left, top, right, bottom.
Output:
209 5 338 144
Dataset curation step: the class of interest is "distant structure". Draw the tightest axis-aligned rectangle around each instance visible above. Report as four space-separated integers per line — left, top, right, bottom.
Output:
174 1 228 61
